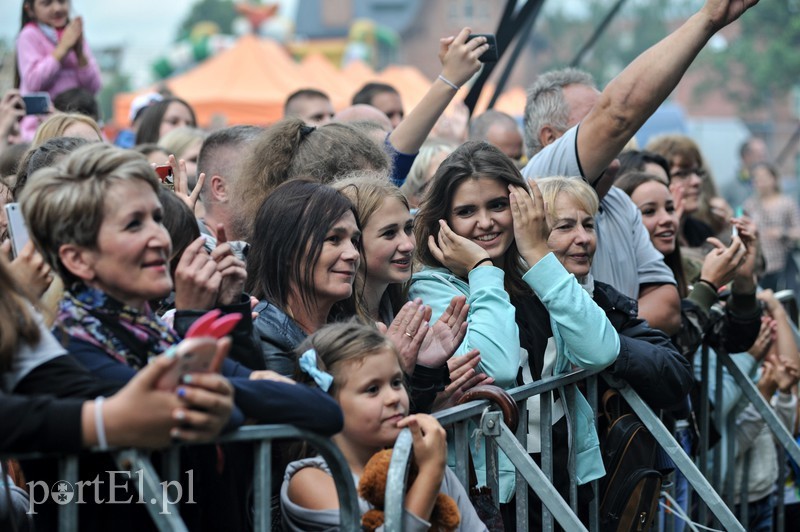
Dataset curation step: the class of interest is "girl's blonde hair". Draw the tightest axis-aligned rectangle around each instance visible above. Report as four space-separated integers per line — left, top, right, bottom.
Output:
294 321 398 397
333 171 411 320
32 113 103 147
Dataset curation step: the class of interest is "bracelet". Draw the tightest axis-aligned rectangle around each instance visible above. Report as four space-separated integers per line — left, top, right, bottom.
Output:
698 278 719 293
437 74 460 91
471 257 493 271
94 396 109 450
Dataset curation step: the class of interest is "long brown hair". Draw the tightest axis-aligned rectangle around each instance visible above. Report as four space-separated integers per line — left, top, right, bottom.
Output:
616 171 688 297
0 255 41 372
414 140 531 300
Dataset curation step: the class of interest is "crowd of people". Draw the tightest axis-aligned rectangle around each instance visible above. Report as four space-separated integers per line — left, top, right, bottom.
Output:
2 0 799 530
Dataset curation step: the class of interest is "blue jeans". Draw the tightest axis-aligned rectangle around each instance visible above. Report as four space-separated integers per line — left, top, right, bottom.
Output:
660 426 692 532
735 495 773 532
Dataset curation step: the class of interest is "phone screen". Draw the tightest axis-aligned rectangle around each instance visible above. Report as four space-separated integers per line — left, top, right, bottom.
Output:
5 203 30 258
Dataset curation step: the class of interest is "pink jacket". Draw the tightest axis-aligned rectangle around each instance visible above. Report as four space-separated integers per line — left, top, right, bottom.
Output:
16 23 102 140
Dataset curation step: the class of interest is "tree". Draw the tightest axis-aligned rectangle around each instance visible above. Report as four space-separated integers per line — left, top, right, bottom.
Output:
701 0 800 109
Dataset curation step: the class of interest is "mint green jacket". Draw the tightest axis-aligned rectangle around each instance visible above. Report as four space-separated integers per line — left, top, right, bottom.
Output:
409 253 619 502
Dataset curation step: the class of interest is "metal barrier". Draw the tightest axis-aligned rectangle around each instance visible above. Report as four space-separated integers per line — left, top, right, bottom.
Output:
1 424 361 532
382 366 797 531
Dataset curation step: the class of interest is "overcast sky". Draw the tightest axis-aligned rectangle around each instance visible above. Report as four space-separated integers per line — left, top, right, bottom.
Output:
1 0 298 86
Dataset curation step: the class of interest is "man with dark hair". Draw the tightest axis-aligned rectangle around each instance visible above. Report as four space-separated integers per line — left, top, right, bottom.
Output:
521 0 760 336
196 125 263 252
469 109 524 162
283 88 334 126
352 82 404 129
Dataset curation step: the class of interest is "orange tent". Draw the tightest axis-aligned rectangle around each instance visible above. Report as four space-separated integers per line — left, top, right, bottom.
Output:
114 35 304 127
114 35 527 129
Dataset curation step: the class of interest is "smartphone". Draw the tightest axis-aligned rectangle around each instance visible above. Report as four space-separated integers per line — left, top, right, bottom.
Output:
4 203 30 258
154 165 174 190
156 337 225 391
467 33 498 63
732 206 744 237
22 92 51 115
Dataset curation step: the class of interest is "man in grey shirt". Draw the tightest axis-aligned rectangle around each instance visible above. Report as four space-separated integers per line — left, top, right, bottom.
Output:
521 0 760 336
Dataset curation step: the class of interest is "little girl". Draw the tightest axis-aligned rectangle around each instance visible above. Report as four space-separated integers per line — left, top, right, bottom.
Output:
280 321 487 531
16 0 101 140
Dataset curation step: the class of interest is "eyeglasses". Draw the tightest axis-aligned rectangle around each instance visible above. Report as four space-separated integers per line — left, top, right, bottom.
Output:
671 167 706 180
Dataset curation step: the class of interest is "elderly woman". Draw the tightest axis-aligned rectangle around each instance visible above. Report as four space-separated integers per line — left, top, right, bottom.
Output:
19 143 342 432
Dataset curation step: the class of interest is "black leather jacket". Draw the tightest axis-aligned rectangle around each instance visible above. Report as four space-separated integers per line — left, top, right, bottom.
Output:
252 300 307 376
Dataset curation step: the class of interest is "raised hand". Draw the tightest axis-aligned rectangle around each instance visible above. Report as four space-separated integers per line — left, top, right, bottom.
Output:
699 235 745 290
428 219 490 278
0 90 24 142
169 154 205 213
431 349 493 411
173 237 221 310
417 295 469 368
700 0 761 31
730 216 758 292
385 299 429 374
3 240 53 297
210 224 246 306
438 27 489 89
511 181 550 266
747 316 775 362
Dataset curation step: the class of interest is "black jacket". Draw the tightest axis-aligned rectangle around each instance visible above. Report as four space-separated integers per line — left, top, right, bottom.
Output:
252 300 307 376
594 281 694 410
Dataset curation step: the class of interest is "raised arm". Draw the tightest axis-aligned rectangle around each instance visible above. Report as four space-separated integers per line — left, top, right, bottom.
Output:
577 0 760 180
388 28 487 156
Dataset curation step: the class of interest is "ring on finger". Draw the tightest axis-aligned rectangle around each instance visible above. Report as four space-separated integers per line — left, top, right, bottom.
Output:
404 331 414 338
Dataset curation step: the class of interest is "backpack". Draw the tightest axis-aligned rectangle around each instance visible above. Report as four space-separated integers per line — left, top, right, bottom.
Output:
598 390 662 532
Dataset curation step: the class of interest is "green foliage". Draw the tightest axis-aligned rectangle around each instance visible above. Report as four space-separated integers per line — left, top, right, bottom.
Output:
701 0 800 109
97 73 131 125
177 0 239 41
532 0 695 86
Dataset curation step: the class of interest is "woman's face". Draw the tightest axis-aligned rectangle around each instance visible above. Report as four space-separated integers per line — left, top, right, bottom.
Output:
669 155 703 214
77 179 172 310
631 181 678 256
362 197 415 287
305 210 361 306
158 102 195 140
752 165 778 197
545 192 596 278
448 176 514 261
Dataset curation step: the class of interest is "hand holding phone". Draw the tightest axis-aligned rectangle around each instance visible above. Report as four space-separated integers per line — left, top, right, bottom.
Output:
156 337 226 391
154 164 174 190
466 33 498 63
4 203 30 258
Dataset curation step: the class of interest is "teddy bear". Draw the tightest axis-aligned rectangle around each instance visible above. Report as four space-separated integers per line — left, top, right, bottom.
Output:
358 448 461 531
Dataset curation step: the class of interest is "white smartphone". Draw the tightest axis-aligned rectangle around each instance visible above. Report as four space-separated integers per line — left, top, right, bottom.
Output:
4 203 30 258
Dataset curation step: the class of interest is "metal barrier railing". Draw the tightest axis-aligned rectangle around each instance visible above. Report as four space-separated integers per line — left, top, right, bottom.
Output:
1 424 361 532
384 367 754 531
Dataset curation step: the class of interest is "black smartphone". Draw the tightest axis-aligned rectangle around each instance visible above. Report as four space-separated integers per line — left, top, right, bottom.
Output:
467 33 498 63
22 93 51 115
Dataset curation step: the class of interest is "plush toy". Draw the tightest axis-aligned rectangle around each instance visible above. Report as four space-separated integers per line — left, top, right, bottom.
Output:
358 448 461 531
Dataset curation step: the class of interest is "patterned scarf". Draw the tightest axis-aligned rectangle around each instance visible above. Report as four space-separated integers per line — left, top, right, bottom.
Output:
56 284 180 369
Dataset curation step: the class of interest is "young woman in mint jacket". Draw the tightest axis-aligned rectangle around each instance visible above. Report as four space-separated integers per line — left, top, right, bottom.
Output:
408 141 620 519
